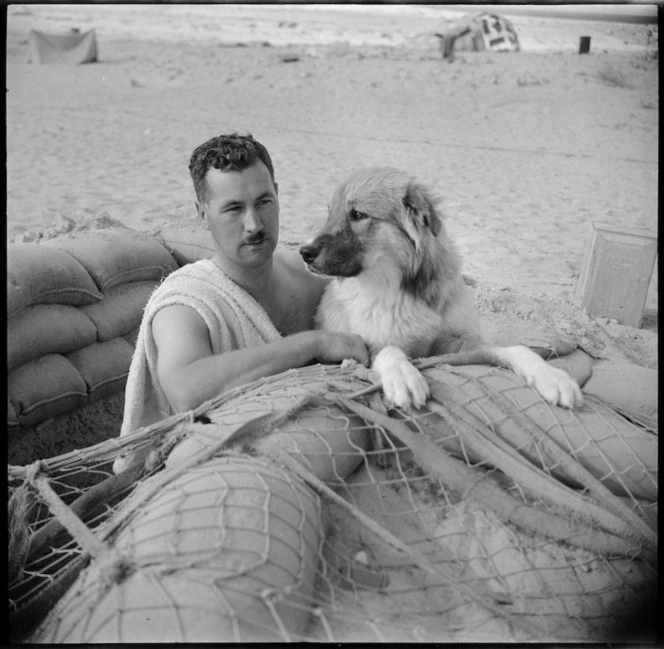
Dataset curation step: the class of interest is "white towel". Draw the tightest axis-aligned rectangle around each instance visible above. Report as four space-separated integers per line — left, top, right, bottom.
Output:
114 259 281 472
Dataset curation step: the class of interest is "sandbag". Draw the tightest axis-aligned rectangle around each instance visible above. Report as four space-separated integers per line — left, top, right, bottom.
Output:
583 361 657 429
7 244 103 317
31 455 324 643
123 326 140 348
8 354 88 428
43 230 178 291
547 349 595 389
14 361 657 644
67 338 135 403
81 281 157 342
151 225 215 266
166 373 372 482
7 304 97 372
8 400 20 434
423 364 657 502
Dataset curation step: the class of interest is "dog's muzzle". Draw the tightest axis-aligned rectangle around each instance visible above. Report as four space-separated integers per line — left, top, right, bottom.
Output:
299 232 363 277
299 243 319 265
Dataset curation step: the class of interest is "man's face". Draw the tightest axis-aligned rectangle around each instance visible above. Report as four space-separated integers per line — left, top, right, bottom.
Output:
197 161 279 268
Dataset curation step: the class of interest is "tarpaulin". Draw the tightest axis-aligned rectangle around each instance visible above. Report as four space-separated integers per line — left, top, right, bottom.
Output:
28 29 98 65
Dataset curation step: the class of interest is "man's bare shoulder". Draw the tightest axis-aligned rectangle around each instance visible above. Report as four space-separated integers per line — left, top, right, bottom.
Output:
152 303 208 335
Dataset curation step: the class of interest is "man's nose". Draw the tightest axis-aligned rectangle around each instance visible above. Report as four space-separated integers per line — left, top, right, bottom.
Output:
243 208 262 232
299 242 319 264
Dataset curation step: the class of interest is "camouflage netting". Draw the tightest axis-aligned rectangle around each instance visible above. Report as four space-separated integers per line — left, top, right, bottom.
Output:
8 358 657 642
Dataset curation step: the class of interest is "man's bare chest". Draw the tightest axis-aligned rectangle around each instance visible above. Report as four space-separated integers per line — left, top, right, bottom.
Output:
262 285 314 336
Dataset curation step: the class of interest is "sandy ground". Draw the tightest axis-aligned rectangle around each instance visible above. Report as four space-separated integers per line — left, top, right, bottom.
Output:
6 3 658 363
5 5 659 642
6 4 658 296
6 2 658 419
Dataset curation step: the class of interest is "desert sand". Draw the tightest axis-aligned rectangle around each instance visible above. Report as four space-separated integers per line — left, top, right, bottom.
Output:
6 5 658 316
5 4 659 643
6 2 658 395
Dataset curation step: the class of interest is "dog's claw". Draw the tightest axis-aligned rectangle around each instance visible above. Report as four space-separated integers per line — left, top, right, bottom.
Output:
558 376 584 409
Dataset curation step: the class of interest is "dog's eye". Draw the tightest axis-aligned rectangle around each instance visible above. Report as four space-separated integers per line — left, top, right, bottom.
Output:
349 208 368 222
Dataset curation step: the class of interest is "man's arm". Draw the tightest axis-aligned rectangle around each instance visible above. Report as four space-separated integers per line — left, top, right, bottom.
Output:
152 304 369 413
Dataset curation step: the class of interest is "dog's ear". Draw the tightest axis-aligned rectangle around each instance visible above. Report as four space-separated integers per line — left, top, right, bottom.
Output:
402 182 442 238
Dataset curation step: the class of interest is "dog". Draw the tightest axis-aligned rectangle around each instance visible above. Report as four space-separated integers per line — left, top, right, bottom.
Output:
299 166 583 411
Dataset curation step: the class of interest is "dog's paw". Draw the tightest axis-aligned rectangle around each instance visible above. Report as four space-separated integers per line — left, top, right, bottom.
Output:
522 360 584 409
499 345 584 409
532 364 584 409
372 346 429 410
382 364 430 410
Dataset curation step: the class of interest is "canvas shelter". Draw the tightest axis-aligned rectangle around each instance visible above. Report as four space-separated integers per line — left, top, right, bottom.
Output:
28 29 98 65
435 13 520 60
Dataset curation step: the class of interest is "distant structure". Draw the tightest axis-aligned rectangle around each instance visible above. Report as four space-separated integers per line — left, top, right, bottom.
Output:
29 29 98 65
435 13 520 61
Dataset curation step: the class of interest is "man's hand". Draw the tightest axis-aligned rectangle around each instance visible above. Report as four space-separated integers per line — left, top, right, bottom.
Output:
153 309 370 413
314 331 370 367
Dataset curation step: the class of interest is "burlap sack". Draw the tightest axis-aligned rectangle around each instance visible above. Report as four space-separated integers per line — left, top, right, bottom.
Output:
7 244 102 317
67 338 135 403
81 281 157 342
7 400 20 434
8 354 88 428
43 230 178 291
123 326 140 348
584 361 658 429
7 304 97 371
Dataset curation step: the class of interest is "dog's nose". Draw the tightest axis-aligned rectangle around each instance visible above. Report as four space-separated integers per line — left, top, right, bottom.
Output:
299 244 319 264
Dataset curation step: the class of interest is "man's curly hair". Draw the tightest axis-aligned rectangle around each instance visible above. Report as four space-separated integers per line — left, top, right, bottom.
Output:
189 133 275 203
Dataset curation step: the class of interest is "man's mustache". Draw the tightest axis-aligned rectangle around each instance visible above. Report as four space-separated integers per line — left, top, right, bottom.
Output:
244 232 267 245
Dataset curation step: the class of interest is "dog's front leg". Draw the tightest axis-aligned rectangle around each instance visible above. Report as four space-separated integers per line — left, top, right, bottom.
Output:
372 346 429 410
491 345 584 409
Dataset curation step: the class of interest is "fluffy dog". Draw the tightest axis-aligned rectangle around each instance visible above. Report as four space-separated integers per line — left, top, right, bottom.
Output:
299 167 583 411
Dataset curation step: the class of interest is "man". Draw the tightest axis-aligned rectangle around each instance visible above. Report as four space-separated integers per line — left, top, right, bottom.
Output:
114 133 368 472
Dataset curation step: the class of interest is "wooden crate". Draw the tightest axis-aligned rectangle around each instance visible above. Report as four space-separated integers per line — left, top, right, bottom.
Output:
576 222 657 328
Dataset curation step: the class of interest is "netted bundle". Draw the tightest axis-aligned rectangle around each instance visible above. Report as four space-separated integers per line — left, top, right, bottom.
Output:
8 358 657 643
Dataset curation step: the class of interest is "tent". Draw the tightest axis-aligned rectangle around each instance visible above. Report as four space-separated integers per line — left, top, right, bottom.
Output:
28 29 98 65
435 13 520 60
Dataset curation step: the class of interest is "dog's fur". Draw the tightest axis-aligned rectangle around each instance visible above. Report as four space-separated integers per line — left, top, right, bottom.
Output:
300 167 582 410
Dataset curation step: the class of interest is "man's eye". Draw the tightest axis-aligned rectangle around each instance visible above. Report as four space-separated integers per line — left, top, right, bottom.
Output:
349 209 368 222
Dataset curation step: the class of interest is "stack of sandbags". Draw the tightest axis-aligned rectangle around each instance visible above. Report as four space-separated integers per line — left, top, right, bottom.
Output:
7 228 179 434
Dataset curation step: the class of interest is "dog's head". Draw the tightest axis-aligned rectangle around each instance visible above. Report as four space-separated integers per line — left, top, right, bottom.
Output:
300 167 446 286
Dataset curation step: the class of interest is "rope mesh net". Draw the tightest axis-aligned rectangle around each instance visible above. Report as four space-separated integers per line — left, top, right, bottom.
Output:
8 359 657 642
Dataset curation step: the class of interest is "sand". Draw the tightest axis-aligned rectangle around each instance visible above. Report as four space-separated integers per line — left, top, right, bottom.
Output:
5 5 659 642
6 1 659 445
6 2 658 399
